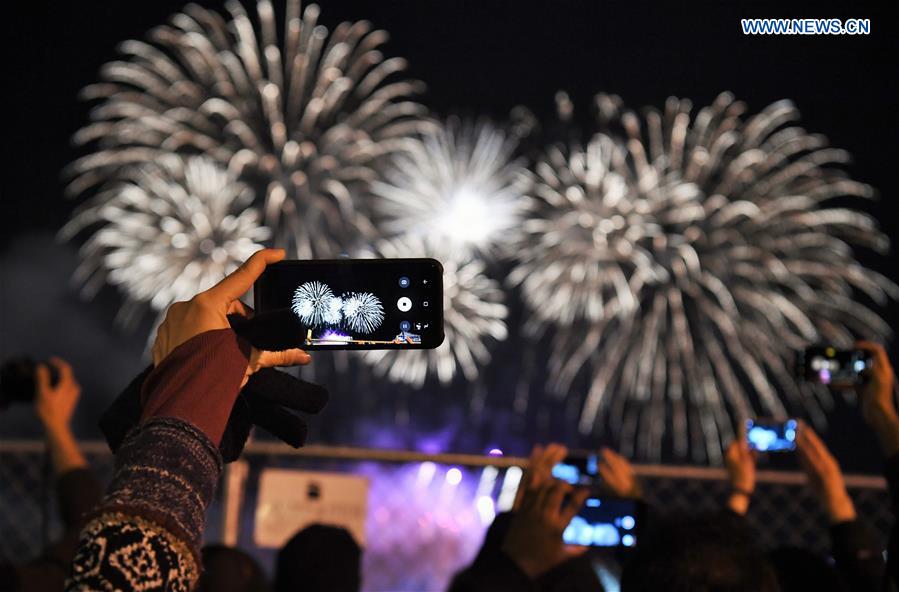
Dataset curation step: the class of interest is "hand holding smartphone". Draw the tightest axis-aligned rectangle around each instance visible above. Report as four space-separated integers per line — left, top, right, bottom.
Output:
253 259 444 350
552 452 641 548
799 346 873 388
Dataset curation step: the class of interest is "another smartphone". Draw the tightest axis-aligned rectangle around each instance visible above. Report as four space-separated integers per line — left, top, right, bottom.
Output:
553 453 600 488
799 346 872 388
253 259 444 350
564 497 640 548
746 418 797 452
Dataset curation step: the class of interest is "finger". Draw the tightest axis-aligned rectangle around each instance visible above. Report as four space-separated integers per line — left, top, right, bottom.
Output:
517 482 540 512
797 421 825 452
856 340 886 362
543 480 573 515
49 357 74 385
725 440 739 461
522 444 544 486
536 444 567 480
528 444 545 468
252 348 312 369
530 444 557 486
796 424 826 466
203 249 285 303
227 300 250 317
561 487 590 524
545 444 569 482
602 447 625 469
597 462 614 483
35 364 51 395
549 444 569 465
565 545 589 558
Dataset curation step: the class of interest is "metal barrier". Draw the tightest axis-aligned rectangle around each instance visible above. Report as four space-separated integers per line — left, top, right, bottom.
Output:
0 440 893 591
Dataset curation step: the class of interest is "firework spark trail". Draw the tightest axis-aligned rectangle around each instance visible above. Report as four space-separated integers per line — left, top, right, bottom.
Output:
361 237 509 387
60 155 270 327
371 120 530 260
292 281 341 326
511 92 898 463
342 292 386 333
66 0 429 259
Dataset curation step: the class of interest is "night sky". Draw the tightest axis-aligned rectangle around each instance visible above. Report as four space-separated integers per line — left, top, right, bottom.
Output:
2 0 897 471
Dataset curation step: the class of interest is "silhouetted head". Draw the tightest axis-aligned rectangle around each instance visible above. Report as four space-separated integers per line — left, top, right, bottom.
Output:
275 524 361 592
768 546 846 592
199 544 269 592
621 512 780 592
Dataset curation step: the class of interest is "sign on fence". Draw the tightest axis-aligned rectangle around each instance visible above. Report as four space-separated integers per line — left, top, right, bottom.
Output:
254 468 369 547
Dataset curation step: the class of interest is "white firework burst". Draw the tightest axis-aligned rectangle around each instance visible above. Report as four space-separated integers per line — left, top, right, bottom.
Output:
67 0 428 258
511 92 898 463
292 281 341 326
60 155 270 324
361 237 509 387
342 292 385 333
371 119 530 260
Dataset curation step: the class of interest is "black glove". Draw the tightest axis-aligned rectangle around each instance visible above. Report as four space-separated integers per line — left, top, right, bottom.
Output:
99 309 328 462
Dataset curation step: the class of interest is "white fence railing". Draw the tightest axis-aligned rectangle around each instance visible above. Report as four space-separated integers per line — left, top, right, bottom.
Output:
0 440 892 591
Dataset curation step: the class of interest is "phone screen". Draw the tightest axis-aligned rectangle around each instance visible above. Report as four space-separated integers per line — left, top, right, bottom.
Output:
553 453 600 487
254 259 444 350
801 347 872 387
746 419 797 452
564 497 639 548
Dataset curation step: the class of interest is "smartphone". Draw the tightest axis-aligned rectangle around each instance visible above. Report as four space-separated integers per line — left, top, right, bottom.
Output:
746 418 797 452
253 259 444 350
553 453 600 488
563 497 640 548
799 346 872 388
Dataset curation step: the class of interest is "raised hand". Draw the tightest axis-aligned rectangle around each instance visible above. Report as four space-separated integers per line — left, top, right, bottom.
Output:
502 471 590 578
855 341 899 457
35 357 80 431
152 248 310 387
796 422 856 524
724 425 757 515
598 447 642 498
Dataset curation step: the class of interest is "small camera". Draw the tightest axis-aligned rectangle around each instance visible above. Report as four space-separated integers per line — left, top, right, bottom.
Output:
0 357 59 410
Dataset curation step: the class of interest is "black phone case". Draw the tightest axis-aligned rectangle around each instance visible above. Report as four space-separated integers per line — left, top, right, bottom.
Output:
253 258 445 350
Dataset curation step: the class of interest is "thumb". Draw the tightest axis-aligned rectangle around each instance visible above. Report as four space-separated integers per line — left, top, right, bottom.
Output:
252 348 312 370
35 364 51 396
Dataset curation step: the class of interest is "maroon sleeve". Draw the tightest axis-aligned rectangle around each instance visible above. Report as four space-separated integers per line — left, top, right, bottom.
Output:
140 328 251 446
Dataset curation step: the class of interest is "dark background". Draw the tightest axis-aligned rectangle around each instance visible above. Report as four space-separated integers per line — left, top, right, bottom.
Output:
2 0 897 472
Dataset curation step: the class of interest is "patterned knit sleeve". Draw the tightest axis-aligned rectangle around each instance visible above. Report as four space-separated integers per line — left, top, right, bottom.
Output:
65 417 223 591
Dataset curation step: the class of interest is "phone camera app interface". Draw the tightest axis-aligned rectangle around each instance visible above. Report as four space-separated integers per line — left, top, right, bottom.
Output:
256 259 441 349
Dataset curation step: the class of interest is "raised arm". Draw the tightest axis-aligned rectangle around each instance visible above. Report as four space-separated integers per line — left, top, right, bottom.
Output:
795 423 884 591
855 342 899 591
723 427 757 516
66 249 311 591
36 357 104 531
